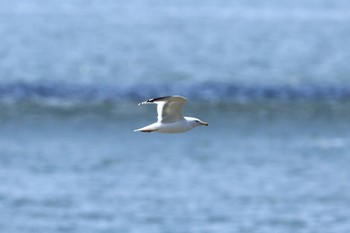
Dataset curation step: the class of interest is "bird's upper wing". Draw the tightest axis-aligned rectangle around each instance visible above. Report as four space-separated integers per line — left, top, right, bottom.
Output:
139 96 187 123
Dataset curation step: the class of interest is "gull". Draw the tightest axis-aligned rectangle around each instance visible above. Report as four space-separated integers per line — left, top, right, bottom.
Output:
134 95 208 133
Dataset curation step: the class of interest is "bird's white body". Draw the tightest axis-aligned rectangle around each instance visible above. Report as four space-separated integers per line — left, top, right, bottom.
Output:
135 117 199 133
134 96 208 133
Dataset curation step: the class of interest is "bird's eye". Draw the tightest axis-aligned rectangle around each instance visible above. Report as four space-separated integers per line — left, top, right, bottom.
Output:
196 120 199 122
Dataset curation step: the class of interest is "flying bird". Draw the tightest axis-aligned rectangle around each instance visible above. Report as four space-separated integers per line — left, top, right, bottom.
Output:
134 95 208 133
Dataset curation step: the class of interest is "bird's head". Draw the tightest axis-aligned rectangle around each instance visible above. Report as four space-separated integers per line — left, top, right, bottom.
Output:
188 117 209 127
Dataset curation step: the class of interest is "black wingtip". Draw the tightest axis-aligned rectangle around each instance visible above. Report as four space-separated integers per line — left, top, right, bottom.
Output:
146 96 172 103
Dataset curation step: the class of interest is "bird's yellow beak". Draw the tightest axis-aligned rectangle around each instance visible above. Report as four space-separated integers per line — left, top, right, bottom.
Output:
201 122 209 126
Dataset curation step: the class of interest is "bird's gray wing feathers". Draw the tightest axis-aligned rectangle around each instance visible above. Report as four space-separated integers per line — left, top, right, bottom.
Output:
157 96 187 123
139 96 187 123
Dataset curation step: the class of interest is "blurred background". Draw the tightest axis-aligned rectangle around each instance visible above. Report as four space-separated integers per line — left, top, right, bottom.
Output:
1 0 350 233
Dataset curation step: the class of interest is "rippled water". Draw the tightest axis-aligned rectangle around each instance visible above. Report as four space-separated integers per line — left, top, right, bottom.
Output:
1 1 350 233
1 102 350 233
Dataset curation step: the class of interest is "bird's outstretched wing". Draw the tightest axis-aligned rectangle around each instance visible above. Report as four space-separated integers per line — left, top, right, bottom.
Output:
138 95 187 123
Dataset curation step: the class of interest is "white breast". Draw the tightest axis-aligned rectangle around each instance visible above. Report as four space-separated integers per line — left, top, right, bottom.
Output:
156 119 192 133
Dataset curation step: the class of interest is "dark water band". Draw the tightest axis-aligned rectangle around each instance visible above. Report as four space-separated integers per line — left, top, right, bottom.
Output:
0 82 349 103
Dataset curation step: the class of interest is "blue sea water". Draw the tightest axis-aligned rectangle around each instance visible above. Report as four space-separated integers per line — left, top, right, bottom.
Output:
1 1 350 233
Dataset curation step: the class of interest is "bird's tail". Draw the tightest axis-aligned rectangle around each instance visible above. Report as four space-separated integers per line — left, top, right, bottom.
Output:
134 125 158 133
